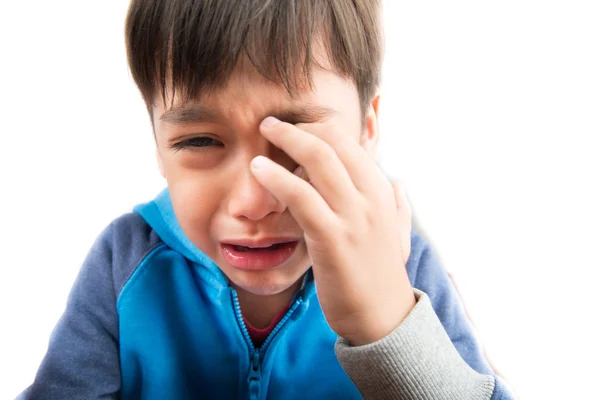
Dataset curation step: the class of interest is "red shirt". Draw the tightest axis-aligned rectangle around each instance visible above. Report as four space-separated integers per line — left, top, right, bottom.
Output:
242 306 289 348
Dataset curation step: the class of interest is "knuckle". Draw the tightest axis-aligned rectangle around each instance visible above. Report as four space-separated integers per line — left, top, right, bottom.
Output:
285 185 304 205
341 225 361 248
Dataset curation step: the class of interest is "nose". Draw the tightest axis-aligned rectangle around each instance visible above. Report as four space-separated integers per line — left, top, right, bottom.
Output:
227 166 287 221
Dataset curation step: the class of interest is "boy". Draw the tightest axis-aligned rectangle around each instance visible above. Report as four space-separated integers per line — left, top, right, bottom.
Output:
19 0 515 399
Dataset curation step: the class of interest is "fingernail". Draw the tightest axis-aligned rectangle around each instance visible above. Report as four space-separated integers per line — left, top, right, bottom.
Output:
293 166 304 177
251 155 269 170
261 116 280 129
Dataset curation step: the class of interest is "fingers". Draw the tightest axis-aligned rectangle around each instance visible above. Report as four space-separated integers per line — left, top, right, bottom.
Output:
259 117 358 212
294 122 390 195
250 155 337 238
259 117 390 210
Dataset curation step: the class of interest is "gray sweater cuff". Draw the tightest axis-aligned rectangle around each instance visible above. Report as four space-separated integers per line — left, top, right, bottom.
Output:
335 288 495 400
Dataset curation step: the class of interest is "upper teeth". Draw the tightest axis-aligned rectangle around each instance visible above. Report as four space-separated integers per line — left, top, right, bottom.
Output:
233 244 278 250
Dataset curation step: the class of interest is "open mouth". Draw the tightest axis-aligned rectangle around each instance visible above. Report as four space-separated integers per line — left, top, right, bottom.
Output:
220 241 299 270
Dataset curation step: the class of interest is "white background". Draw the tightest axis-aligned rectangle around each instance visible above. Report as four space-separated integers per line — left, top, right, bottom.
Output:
1 1 598 399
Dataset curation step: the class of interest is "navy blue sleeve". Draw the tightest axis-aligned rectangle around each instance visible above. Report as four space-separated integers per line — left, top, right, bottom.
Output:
407 227 516 398
17 213 161 400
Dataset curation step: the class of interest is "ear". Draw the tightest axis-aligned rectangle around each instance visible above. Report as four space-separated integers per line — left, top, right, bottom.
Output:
156 147 166 178
360 94 381 158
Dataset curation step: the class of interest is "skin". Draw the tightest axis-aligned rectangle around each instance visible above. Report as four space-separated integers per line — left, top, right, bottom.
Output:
152 59 416 345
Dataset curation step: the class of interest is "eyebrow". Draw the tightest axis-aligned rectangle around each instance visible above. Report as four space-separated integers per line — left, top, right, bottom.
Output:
159 103 337 126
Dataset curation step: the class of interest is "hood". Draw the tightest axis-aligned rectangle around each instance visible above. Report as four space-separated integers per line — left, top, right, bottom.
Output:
133 188 229 286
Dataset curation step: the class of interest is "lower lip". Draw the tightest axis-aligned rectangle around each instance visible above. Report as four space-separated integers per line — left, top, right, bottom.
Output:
220 241 299 270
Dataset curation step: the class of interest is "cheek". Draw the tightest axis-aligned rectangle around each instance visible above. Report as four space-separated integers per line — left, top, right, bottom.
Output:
167 169 225 255
162 152 226 217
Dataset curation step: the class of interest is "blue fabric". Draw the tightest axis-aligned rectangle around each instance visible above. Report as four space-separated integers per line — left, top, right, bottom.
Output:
18 188 513 399
19 213 163 400
124 189 361 399
490 375 515 400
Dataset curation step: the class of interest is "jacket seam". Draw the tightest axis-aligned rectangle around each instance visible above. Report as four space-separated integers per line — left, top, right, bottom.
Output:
116 243 166 306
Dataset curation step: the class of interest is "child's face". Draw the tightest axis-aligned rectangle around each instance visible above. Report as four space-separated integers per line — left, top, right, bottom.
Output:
152 61 379 297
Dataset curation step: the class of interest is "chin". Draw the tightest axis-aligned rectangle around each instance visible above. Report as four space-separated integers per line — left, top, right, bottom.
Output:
232 278 295 297
219 257 311 297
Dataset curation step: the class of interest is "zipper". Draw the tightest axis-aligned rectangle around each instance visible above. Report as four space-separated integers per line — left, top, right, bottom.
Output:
248 351 261 400
231 289 303 400
258 298 302 353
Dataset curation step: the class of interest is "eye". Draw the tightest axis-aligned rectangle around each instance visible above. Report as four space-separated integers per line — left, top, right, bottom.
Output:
171 136 224 152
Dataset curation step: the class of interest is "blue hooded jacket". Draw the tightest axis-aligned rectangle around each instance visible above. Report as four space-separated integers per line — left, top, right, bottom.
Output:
19 189 514 399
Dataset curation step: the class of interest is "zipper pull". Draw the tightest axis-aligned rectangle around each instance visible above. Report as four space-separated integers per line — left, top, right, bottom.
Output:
290 298 309 321
248 350 261 400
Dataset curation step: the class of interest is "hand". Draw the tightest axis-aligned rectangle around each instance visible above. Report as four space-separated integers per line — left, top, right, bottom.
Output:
250 116 416 346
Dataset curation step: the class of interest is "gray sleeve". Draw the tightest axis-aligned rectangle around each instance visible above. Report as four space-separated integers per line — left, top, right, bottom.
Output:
17 213 160 400
335 288 496 400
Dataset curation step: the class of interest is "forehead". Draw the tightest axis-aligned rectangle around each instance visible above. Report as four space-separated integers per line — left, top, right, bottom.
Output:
153 59 358 127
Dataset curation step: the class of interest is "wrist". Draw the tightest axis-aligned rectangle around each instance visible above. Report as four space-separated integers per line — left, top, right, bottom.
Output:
346 290 417 346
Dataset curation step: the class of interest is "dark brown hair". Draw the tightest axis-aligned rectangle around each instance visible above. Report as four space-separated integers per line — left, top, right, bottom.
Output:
125 0 383 119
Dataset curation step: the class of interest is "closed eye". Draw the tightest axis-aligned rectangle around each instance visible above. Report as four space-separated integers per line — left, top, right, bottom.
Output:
171 136 224 152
